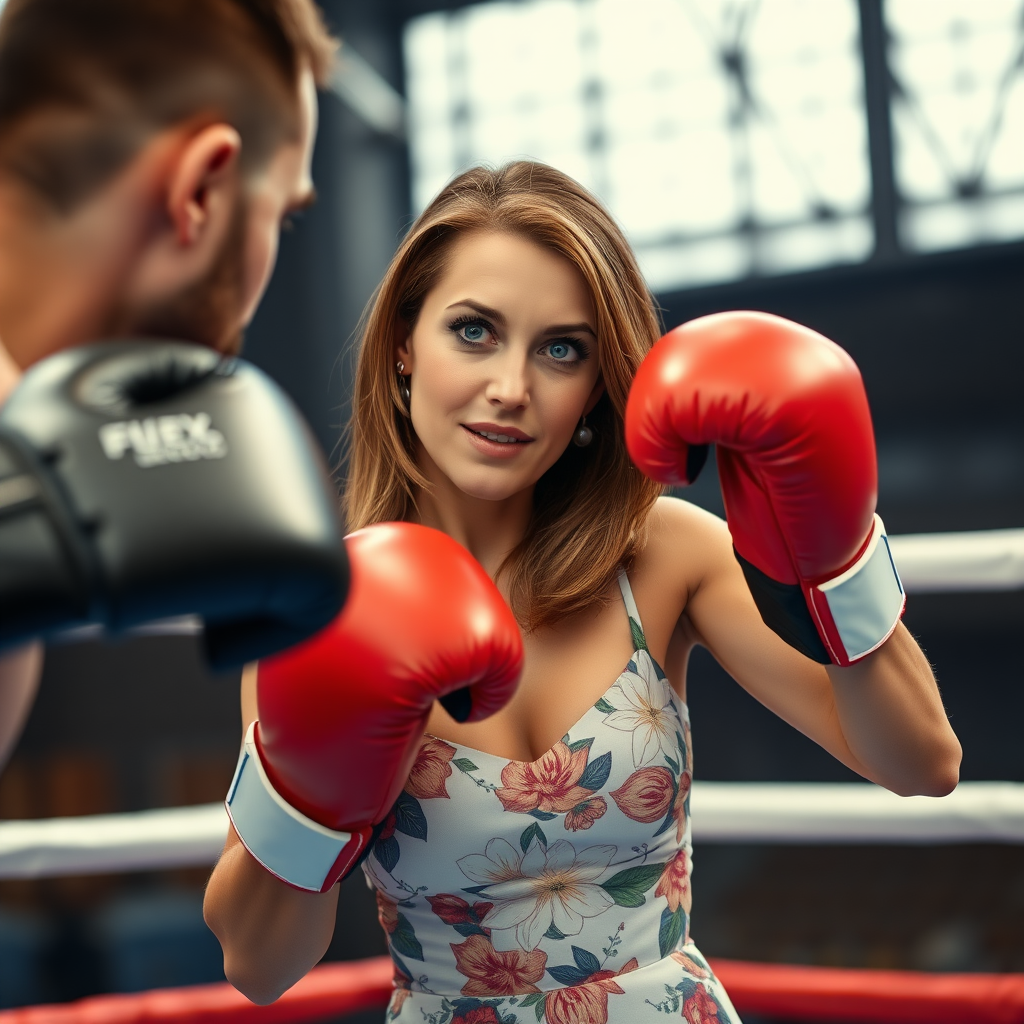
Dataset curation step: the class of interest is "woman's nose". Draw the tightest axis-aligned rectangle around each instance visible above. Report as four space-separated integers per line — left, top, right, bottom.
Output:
485 351 530 408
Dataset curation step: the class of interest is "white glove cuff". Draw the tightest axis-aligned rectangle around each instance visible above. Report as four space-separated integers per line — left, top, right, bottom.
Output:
225 722 363 892
808 514 906 665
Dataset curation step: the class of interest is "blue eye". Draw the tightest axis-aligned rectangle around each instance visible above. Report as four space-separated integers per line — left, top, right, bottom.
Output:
543 339 586 364
449 317 493 346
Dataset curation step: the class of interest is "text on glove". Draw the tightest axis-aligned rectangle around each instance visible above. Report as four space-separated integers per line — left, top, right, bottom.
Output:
98 413 227 468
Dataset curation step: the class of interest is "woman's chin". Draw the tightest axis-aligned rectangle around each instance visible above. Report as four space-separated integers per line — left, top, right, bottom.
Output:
447 469 536 504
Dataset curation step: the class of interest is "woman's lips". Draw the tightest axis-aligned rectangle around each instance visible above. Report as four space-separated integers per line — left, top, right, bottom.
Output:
461 423 534 458
463 422 533 442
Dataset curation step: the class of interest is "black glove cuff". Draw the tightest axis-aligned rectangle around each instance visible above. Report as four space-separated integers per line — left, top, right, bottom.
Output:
733 547 831 664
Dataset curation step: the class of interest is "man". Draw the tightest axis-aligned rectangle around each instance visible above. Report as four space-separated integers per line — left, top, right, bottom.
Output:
0 0 339 767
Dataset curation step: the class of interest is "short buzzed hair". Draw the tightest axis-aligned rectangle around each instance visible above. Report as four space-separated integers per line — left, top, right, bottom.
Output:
0 0 337 211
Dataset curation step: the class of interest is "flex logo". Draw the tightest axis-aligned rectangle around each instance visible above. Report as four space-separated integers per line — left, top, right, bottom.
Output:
98 413 227 468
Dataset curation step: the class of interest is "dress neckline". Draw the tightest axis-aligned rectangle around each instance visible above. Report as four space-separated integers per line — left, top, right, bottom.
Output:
427 570 686 767
429 647 687 768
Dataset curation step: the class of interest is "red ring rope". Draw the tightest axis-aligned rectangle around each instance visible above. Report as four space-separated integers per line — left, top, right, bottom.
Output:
0 957 1021 1024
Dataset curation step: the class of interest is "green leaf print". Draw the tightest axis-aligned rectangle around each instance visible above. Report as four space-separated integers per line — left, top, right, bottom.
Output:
566 735 594 754
629 615 648 652
594 697 616 714
394 791 428 841
543 921 567 940
578 750 612 791
528 808 558 821
390 912 424 961
520 821 548 853
658 905 685 958
600 862 664 908
519 991 546 1021
453 758 478 773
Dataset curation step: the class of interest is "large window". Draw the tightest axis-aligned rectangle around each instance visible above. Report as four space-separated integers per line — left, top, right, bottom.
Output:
887 0 1024 252
404 0 1024 291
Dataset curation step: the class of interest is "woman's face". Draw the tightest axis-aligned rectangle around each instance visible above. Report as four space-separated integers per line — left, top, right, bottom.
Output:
398 229 604 504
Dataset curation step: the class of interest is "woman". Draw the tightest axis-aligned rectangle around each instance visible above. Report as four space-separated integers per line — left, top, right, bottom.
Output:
206 162 961 1022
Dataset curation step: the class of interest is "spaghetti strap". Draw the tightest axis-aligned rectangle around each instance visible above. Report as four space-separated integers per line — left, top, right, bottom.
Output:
616 568 649 649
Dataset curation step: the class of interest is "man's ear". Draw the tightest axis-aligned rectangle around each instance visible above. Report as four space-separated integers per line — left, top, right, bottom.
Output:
166 125 242 247
583 377 605 415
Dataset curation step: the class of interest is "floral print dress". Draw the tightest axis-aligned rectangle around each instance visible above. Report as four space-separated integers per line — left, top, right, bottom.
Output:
362 572 741 1024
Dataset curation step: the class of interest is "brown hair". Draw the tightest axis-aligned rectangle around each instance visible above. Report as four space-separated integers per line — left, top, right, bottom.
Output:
0 0 337 211
345 162 665 631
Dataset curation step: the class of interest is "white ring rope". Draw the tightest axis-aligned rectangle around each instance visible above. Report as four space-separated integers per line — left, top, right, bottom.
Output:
0 782 1021 880
44 529 1024 646
4 529 1018 879
888 528 1024 592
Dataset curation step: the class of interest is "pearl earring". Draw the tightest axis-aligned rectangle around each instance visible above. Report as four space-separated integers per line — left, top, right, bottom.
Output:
396 360 410 404
573 415 593 447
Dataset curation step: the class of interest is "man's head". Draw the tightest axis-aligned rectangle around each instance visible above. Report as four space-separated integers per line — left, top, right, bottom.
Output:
0 0 336 368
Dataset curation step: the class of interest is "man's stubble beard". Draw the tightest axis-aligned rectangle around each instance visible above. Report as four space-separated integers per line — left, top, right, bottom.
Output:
104 195 249 356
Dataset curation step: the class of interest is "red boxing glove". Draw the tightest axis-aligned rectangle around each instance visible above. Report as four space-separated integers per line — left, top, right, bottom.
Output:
225 522 524 892
625 310 904 667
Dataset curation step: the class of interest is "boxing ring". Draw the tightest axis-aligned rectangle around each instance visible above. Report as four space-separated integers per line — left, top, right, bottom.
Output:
1 527 1022 1024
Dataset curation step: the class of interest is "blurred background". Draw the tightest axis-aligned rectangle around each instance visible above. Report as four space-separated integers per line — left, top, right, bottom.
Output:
1 0 1022 1019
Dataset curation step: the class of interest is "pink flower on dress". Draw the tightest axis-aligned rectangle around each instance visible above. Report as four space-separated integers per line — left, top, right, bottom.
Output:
544 956 639 1024
610 766 674 823
674 770 692 843
656 850 692 916
450 933 547 996
406 737 456 799
376 891 399 934
427 893 492 926
389 986 411 1018
671 950 709 979
496 741 592 814
682 986 723 1023
452 1008 502 1024
564 796 607 831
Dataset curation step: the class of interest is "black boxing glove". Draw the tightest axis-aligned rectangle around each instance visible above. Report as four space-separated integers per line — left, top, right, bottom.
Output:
0 340 348 667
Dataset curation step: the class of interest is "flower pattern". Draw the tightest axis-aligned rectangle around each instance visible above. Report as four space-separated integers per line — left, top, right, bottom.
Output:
407 737 457 800
460 839 617 951
565 796 608 831
365 573 740 1024
602 650 678 768
655 851 692 916
495 740 606 815
610 766 675 823
544 956 638 1024
451 933 547 996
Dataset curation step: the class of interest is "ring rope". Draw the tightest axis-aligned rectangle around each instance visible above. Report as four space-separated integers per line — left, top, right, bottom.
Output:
46 528 1024 647
888 528 1024 593
1 782 1021 880
0 958 1022 1024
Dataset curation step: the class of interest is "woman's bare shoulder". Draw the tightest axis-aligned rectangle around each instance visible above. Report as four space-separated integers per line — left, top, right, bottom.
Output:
645 496 731 557
633 496 733 596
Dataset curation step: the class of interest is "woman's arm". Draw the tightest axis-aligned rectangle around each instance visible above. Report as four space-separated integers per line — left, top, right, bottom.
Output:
0 643 43 770
203 663 339 1005
657 500 961 796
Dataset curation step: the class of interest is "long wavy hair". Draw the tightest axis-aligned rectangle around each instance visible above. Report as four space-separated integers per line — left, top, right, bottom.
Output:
344 161 664 631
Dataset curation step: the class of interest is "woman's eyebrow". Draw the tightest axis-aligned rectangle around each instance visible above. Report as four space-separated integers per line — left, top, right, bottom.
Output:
544 322 597 337
446 299 506 325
